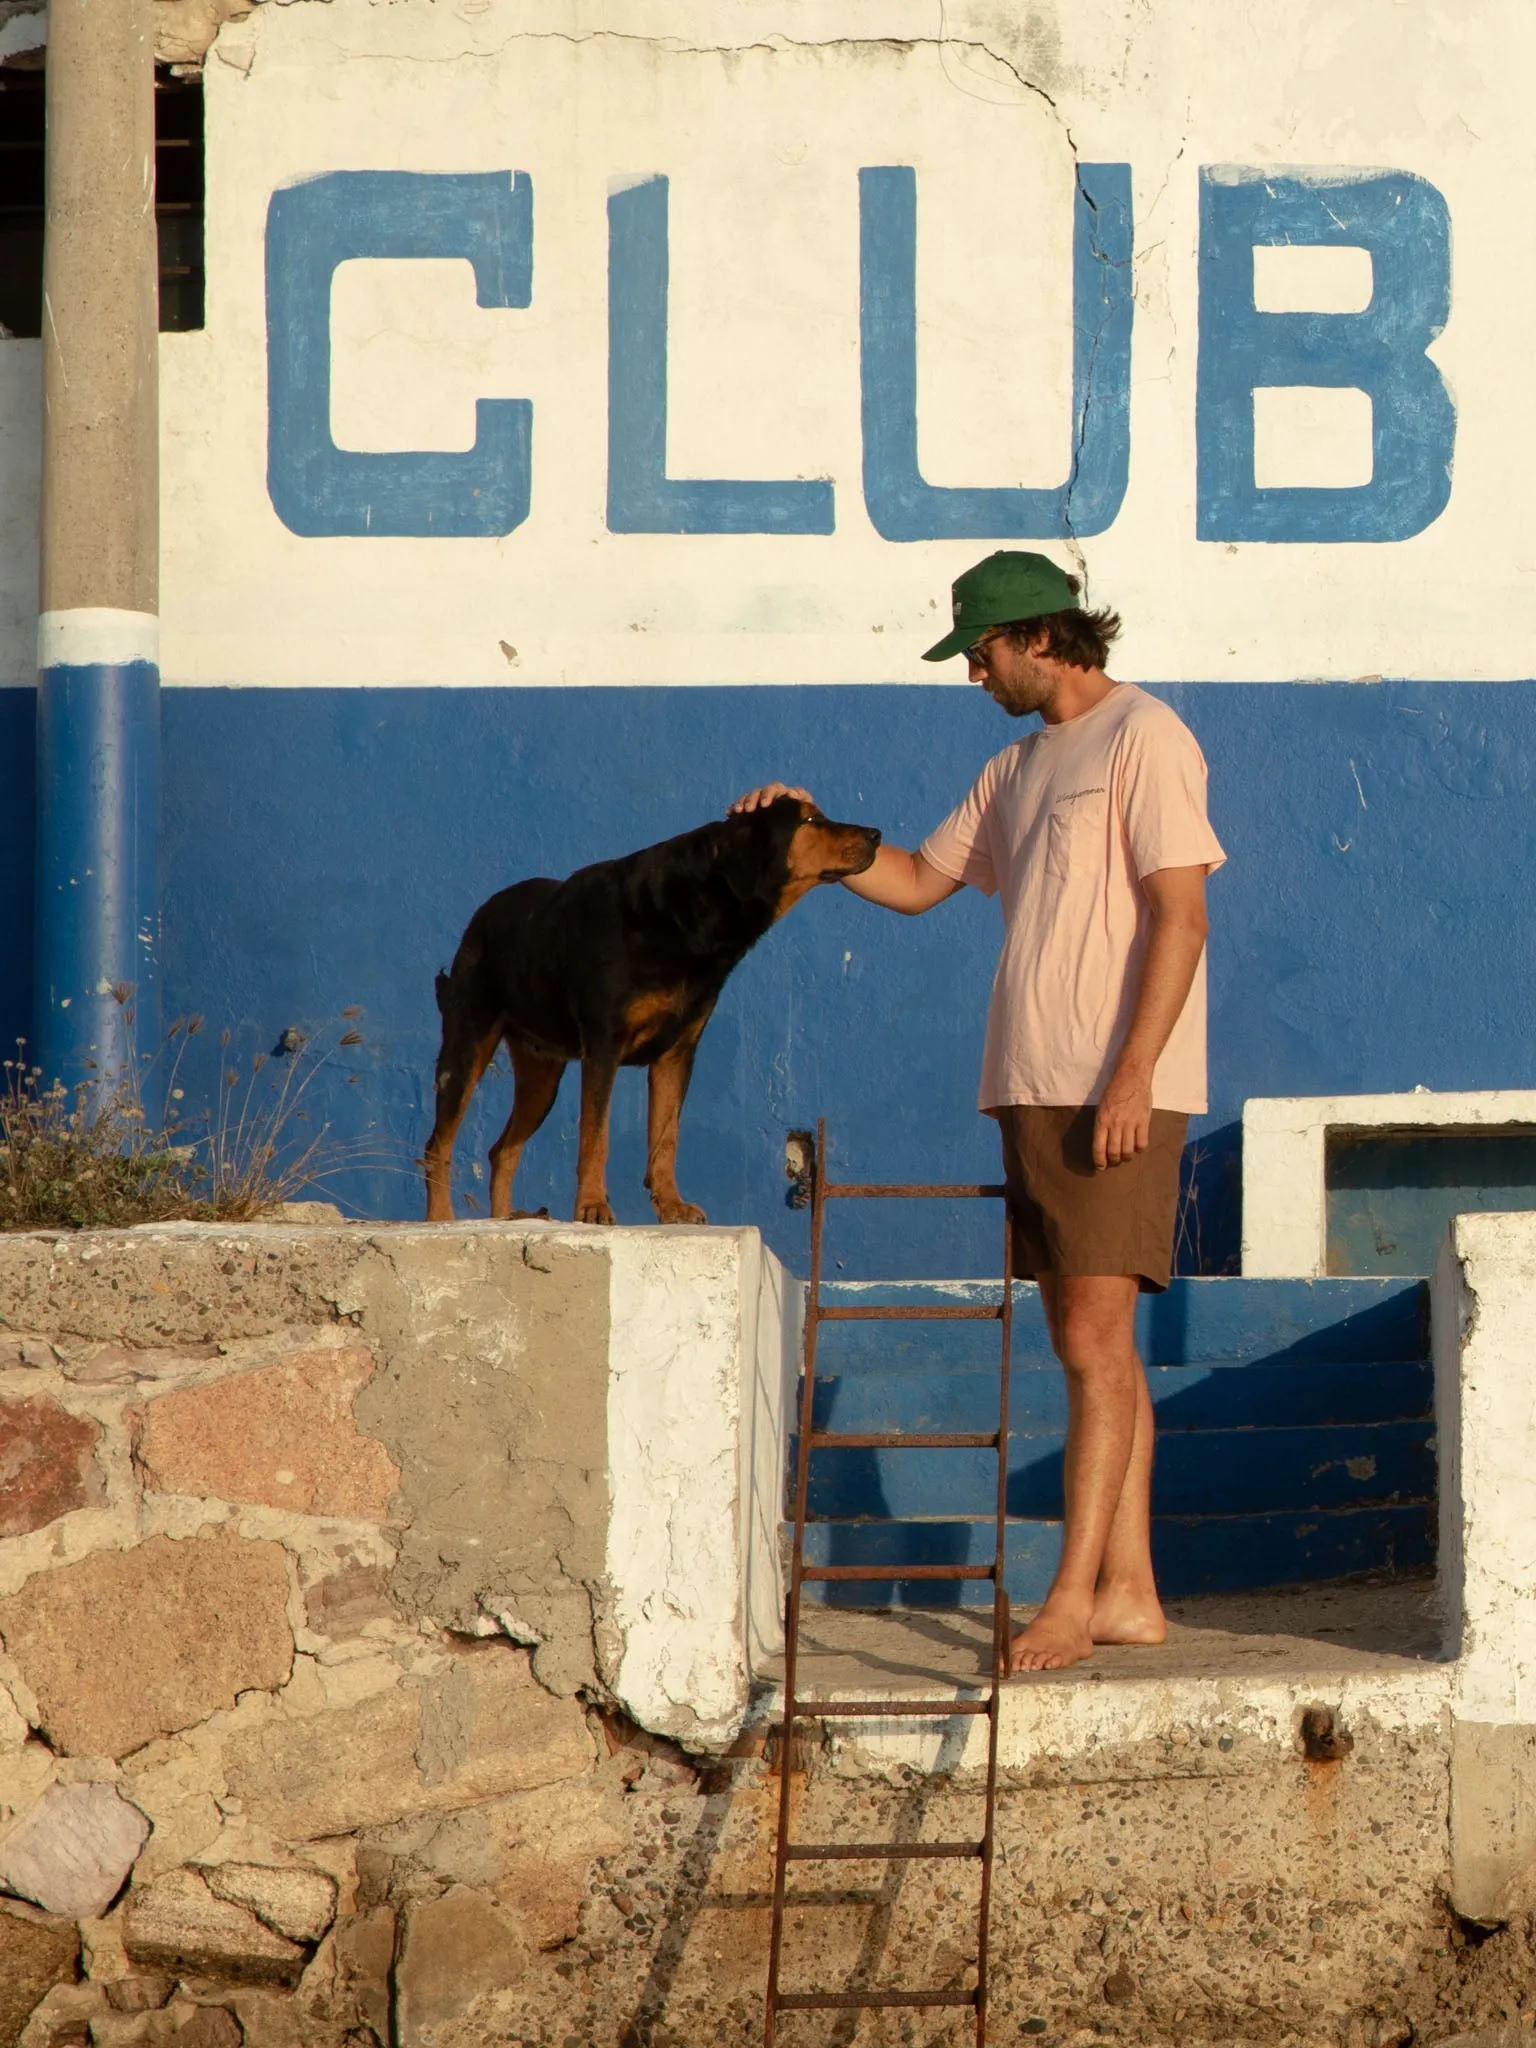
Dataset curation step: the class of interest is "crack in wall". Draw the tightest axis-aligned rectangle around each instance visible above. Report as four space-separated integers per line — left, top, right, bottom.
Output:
213 5 1081 161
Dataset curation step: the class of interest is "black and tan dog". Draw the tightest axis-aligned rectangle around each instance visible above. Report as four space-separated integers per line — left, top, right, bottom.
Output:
424 796 880 1225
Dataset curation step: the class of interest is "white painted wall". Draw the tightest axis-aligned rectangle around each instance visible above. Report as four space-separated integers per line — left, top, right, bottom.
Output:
604 1226 789 1751
739 1230 801 1680
3 0 1534 686
1243 1091 1536 1277
835 1669 1456 1777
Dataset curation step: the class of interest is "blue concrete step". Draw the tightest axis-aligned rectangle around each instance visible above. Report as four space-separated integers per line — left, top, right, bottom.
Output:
802 1419 1435 1521
810 1277 1429 1371
801 1505 1436 1606
793 1275 1435 1605
807 1358 1432 1435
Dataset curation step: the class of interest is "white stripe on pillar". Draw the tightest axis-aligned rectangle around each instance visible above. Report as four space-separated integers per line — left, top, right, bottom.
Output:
38 608 161 670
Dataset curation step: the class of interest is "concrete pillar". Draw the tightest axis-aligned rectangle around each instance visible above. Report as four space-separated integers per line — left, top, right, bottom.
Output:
34 0 160 1090
1435 1213 1536 1921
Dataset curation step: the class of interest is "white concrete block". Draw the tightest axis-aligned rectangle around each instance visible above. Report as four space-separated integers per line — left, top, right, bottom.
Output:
1243 1091 1536 1277
1434 1212 1536 1915
1438 1212 1536 1721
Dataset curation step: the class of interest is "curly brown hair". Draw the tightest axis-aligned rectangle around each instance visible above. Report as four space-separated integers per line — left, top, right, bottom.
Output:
997 576 1121 671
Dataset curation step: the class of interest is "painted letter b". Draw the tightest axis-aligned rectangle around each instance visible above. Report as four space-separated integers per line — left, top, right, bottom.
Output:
1197 169 1455 543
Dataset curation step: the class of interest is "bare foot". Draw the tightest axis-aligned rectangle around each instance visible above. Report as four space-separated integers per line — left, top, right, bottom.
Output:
1089 1584 1167 1646
1008 1601 1095 1673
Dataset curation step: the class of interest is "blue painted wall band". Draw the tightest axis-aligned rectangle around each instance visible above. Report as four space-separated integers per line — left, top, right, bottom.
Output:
33 659 160 1090
5 677 1534 1275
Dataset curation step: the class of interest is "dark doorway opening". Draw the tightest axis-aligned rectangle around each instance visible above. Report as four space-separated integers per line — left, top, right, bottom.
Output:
1326 1126 1536 1275
0 63 205 339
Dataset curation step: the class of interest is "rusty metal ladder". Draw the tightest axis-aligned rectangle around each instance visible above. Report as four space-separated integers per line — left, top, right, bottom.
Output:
765 1119 1014 2044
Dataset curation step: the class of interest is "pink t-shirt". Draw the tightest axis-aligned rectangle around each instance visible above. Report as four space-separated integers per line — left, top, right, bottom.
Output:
919 684 1226 1114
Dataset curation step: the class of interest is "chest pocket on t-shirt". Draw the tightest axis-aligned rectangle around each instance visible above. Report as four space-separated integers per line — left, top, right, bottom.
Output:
1045 797 1105 883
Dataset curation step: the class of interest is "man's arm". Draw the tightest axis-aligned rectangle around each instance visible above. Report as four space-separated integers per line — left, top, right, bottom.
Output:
729 782 962 915
1093 865 1210 1171
843 844 964 916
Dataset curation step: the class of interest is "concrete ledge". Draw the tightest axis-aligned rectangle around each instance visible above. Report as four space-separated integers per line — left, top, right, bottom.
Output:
764 1585 1453 1774
1243 1090 1536 1277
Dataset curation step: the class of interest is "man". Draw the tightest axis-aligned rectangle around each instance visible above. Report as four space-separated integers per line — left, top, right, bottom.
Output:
733 550 1225 1672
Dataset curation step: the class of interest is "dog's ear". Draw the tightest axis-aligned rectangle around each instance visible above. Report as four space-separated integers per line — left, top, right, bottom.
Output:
715 807 789 902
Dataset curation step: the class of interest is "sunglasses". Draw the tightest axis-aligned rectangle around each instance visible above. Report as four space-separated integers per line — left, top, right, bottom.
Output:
964 629 1005 667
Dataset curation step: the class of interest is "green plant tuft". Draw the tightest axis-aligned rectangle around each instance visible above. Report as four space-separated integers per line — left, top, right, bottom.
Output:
0 1006 375 1231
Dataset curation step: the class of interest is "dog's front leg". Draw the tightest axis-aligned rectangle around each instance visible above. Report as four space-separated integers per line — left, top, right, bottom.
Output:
574 1050 620 1225
644 1021 708 1225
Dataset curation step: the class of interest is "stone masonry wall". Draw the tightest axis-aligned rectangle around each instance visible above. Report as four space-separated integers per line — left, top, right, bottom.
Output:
0 1223 627 2046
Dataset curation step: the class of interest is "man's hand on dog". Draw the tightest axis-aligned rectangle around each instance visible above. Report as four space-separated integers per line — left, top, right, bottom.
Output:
730 783 814 814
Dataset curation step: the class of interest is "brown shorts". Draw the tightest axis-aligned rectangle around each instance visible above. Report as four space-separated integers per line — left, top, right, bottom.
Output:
995 1105 1189 1294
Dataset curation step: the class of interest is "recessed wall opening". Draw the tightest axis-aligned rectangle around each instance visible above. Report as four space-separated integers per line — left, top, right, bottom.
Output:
1326 1125 1536 1275
0 63 204 339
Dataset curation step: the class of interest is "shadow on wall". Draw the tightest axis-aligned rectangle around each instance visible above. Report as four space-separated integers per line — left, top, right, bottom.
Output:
1177 1119 1241 1276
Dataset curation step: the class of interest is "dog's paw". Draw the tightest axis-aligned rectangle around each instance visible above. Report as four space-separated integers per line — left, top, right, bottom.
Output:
576 1198 617 1225
654 1200 707 1226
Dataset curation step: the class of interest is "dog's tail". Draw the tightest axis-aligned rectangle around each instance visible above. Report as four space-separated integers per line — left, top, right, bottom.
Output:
434 969 451 1016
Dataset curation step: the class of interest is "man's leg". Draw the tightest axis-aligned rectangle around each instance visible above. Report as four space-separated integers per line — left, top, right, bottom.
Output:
1090 1344 1167 1643
1009 1273 1162 1671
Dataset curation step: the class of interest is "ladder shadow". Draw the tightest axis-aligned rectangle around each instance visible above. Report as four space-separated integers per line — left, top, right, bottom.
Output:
619 1778 736 2048
818 1773 972 2048
619 1771 963 2046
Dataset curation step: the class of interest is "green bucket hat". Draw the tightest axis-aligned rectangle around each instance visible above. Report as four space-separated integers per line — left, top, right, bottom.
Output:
922 550 1080 663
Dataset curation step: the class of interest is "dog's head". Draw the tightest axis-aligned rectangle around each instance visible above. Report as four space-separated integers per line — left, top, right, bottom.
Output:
718 796 881 920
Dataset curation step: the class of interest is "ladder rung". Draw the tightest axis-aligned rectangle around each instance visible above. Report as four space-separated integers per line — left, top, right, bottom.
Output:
814 1304 1003 1322
807 1430 999 1450
774 1989 978 2011
786 1840 982 1861
821 1182 1006 1200
800 1562 995 1581
786 1698 992 1718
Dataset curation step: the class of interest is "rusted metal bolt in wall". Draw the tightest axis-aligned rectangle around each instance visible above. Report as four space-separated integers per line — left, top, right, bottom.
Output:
1299 1704 1355 1761
784 1130 816 1209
